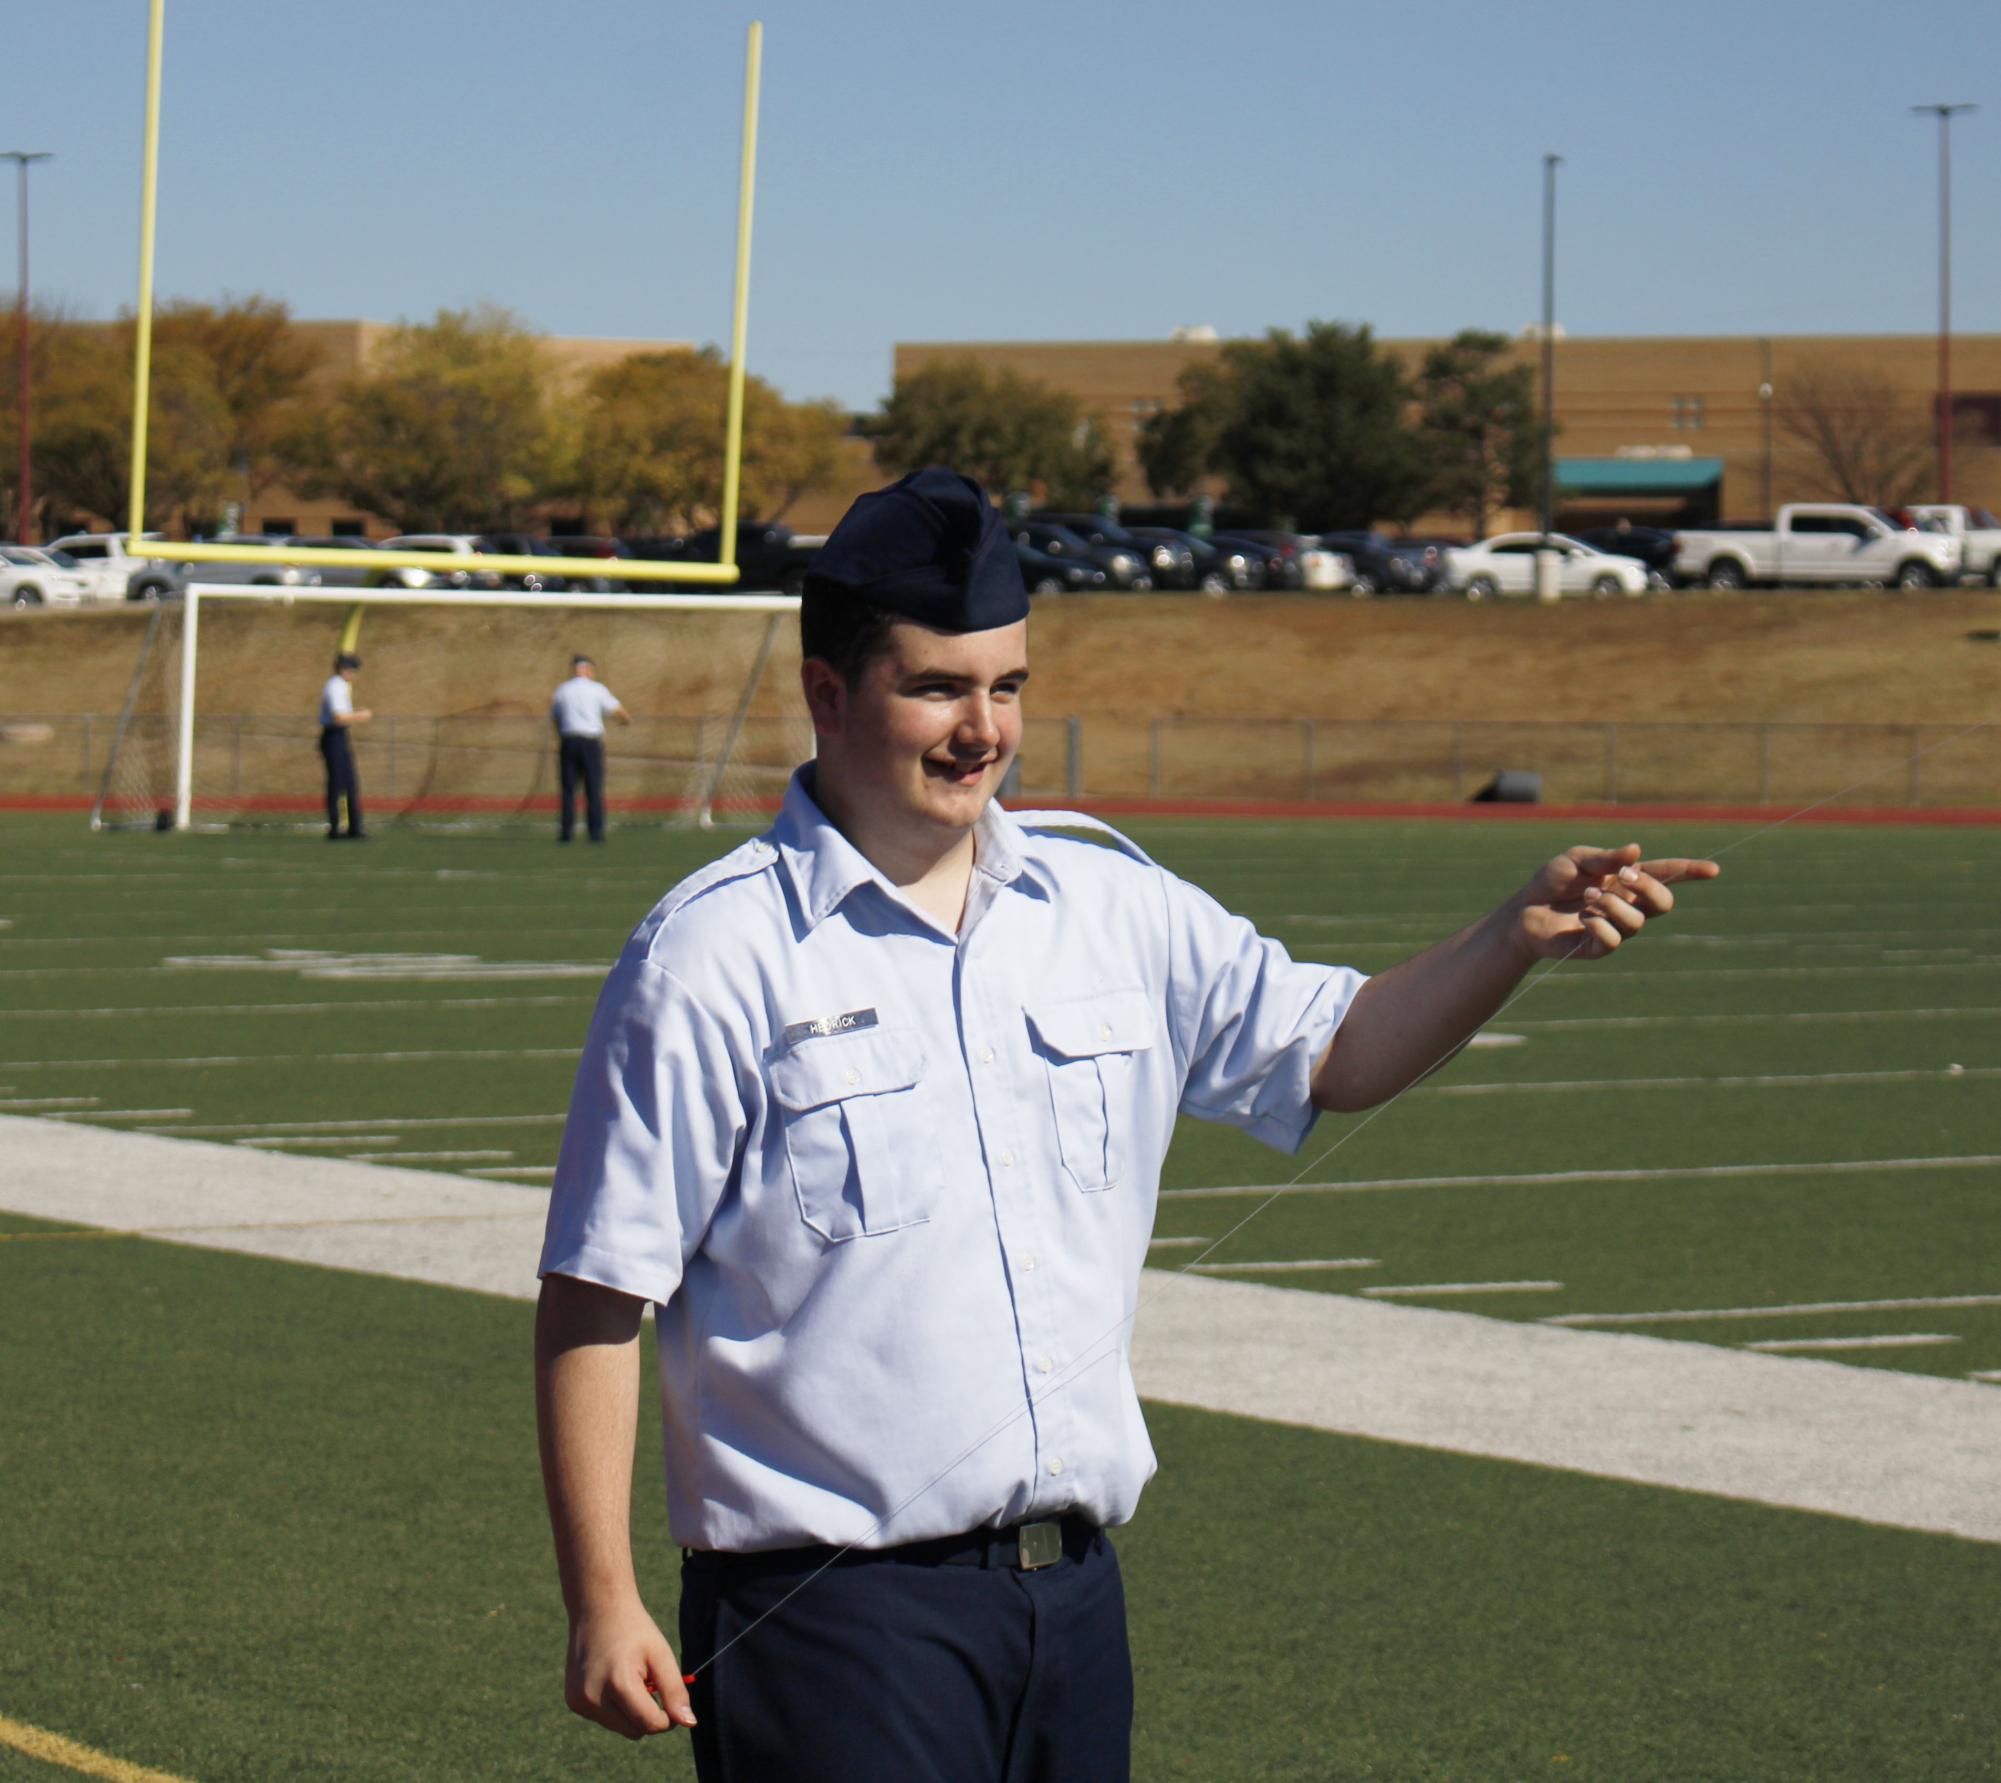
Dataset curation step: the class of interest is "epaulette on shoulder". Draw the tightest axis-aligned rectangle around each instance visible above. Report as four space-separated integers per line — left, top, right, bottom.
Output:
654 836 781 923
1008 809 1158 868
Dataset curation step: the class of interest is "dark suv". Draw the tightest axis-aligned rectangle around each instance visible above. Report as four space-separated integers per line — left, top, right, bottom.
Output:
1319 531 1441 595
627 522 824 595
1036 514 1193 590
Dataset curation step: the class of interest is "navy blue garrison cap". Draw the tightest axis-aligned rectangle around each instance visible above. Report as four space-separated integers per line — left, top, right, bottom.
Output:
804 467 1029 631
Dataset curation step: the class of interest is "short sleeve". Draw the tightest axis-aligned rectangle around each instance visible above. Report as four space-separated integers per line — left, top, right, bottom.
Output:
1163 872 1366 1154
540 953 746 1305
597 683 622 716
323 678 352 721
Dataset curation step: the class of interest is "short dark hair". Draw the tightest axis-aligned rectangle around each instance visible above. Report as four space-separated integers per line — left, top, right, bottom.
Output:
571 654 594 669
799 584 899 684
334 652 362 671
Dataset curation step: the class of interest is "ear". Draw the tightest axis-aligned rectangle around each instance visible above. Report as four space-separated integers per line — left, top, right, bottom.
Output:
799 657 846 740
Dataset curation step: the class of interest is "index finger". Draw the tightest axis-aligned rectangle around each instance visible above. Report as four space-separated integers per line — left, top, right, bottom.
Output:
1639 857 1722 885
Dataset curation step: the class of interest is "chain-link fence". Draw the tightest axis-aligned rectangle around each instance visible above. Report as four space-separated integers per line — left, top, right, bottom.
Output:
3 711 1995 814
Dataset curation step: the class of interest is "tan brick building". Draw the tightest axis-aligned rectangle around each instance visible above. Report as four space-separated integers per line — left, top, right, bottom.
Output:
893 331 2001 534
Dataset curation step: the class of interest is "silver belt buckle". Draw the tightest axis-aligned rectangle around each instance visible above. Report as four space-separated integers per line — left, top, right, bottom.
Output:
1015 1520 1063 1571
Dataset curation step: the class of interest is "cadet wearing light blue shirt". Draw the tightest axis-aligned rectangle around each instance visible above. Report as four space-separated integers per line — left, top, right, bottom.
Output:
533 469 1718 1779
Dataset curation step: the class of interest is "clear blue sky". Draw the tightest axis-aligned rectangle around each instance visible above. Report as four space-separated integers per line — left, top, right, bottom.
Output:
12 0 1999 413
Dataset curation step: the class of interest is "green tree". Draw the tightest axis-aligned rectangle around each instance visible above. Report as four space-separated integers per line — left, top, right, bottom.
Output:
868 357 1113 505
566 347 847 534
1137 322 1427 528
294 306 557 533
2 307 232 534
153 294 323 502
1411 329 1539 536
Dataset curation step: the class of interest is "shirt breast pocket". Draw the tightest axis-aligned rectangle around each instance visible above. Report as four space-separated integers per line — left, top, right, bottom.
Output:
765 1028 940 1243
1024 989 1155 1193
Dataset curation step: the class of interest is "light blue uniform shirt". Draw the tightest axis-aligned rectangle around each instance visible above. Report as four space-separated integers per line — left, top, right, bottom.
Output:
318 675 352 727
550 675 622 738
540 769 1365 1553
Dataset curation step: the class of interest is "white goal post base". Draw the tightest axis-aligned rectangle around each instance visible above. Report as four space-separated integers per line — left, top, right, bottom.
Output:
167 583 802 833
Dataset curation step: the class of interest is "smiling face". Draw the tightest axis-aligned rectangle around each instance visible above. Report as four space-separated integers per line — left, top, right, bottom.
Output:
804 617 1029 854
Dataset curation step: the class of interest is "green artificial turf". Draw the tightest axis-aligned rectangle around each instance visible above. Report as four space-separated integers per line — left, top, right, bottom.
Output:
3 1230 1998 1780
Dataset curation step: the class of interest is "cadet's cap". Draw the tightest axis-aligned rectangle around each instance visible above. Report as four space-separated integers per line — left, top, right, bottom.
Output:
335 652 362 671
804 467 1027 632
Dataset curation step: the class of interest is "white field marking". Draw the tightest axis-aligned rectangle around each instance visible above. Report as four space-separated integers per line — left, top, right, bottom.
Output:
1161 1153 2001 1201
1364 1280 1565 1298
463 1165 556 1180
1187 1257 1381 1274
345 1149 515 1164
1746 1334 1961 1354
1144 1236 1212 1248
1291 955 2001 983
44 1108 193 1122
1971 1371 2001 1384
1510 1006 2001 1031
13 1114 2001 1542
1546 1293 2001 1328
236 1135 399 1149
151 1112 569 1136
0 931 621 954
1424 1065 2001 1097
0 993 595 1022
155 950 609 982
0 1096 98 1110
1464 1032 1525 1049
0 962 604 982
5 1046 578 1072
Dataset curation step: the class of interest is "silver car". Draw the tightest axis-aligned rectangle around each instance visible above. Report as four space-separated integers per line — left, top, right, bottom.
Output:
126 535 323 602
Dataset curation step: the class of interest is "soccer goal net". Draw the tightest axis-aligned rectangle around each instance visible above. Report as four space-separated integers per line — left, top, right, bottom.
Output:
93 586 809 832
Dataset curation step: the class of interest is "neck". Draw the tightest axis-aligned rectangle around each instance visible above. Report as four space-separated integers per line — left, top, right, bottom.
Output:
811 771 978 932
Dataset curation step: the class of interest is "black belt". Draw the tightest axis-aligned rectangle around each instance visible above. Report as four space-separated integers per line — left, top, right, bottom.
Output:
687 1513 1098 1578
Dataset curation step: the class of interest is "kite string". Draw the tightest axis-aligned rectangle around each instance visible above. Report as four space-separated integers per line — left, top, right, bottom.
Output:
680 712 1999 1680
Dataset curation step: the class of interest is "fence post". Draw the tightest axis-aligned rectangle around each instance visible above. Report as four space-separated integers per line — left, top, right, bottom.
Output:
1907 726 1923 807
1452 722 1465 800
1758 725 1772 805
1604 723 1618 803
1148 719 1163 800
1065 715 1082 800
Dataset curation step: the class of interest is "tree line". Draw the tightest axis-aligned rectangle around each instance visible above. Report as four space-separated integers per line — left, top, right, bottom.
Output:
0 298 846 539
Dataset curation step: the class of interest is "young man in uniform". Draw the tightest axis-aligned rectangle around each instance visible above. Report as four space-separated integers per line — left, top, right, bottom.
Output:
550 654 631 844
317 651 370 840
533 468 1718 1780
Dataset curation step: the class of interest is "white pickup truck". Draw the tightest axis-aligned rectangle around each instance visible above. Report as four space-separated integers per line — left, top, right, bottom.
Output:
1906 504 2001 586
1672 504 1962 591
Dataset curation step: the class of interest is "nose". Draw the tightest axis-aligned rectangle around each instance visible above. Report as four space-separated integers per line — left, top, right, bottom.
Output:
955 693 1002 753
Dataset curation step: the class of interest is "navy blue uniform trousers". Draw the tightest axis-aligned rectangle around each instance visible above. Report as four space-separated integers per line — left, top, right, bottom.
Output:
678 1520 1132 1782
557 734 606 842
319 726 362 835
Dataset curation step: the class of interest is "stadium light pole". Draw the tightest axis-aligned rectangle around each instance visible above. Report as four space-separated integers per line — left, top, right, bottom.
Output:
1535 152 1562 603
3 150 52 545
1912 103 1975 502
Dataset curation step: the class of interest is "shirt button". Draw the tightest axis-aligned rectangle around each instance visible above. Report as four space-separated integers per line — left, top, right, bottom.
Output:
1099 1024 1112 1041
843 1068 861 1086
1047 1456 1065 1476
999 1150 1015 1167
979 1046 995 1064
1019 1254 1037 1273
1035 1354 1053 1374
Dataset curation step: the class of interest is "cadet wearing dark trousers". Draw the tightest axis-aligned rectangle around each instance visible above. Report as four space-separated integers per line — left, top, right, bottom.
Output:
558 733 606 843
316 652 370 840
549 656 630 844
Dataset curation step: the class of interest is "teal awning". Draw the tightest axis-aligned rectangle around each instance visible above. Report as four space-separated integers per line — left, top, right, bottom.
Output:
1555 457 1723 494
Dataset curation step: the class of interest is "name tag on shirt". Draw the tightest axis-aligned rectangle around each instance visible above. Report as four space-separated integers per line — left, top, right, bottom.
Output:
781 1008 879 1046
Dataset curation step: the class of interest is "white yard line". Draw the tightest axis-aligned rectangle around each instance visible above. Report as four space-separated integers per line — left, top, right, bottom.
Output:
238 1135 400 1149
1162 1153 2001 1201
4 1047 578 1072
0 994 594 1021
44 1108 194 1122
464 1165 556 1180
1745 1334 1960 1353
157 1113 570 1136
1970 1371 2001 1384
0 1096 98 1110
1144 1236 1211 1248
1425 1066 1997 1097
1511 1006 2001 1031
8 1113 2001 1547
346 1149 515 1164
1363 1280 1564 1297
1186 1258 1380 1274
1546 1293 2001 1327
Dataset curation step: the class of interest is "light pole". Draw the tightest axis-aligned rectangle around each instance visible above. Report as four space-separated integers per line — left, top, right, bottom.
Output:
3 150 52 545
1536 152 1562 603
1912 103 1976 501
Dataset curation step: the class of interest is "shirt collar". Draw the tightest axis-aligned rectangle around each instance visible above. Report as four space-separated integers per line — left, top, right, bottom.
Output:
774 767 1041 933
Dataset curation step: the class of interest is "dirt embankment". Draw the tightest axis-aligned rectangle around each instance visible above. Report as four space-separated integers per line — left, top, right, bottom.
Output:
3 590 1997 727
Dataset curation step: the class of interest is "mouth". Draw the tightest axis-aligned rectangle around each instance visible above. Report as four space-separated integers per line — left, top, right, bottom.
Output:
923 754 996 789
